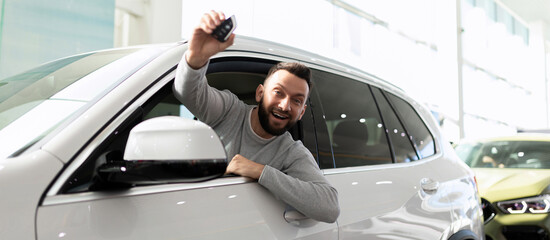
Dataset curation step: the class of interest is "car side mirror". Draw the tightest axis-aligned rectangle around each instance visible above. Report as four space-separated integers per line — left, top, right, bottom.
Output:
97 116 227 186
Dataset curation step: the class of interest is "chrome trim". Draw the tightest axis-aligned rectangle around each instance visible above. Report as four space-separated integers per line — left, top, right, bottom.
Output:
322 152 443 175
43 177 253 206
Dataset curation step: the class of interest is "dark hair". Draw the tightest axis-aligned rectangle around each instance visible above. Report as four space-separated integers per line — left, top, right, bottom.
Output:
266 62 312 89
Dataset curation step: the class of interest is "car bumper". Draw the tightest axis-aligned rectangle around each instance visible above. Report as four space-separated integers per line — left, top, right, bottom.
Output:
485 212 550 240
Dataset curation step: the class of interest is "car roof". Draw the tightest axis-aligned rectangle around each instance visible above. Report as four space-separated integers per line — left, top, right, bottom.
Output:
459 133 550 144
225 35 406 94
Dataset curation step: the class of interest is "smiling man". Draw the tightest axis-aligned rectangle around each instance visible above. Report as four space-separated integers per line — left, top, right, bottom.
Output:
173 11 339 223
256 64 309 136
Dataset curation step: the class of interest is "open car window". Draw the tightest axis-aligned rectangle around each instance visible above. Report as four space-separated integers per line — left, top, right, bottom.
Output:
59 57 320 194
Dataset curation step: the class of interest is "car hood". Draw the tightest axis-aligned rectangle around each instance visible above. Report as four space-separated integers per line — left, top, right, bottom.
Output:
473 168 550 202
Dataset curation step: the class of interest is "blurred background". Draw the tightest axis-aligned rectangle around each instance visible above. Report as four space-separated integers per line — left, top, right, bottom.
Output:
0 0 548 143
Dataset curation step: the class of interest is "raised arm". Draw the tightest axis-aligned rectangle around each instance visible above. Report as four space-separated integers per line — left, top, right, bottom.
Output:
186 11 235 69
173 11 236 125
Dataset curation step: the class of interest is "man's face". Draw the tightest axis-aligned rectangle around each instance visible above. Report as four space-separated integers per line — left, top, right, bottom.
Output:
256 70 309 136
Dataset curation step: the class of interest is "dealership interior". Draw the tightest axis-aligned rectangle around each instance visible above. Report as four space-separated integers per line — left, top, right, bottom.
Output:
5 1 550 240
1 0 550 143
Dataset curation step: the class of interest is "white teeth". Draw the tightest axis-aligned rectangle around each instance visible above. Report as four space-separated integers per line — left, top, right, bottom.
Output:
273 112 288 119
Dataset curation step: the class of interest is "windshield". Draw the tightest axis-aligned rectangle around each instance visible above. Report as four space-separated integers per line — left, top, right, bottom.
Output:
455 140 550 169
0 46 170 158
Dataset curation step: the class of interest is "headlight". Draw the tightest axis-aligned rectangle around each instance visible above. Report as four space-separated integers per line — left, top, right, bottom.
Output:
497 195 550 214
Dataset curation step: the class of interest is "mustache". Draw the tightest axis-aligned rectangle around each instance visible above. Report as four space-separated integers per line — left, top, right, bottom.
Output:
272 107 289 114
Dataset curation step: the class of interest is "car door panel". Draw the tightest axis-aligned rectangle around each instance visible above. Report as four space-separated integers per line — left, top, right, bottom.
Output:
37 178 337 240
325 160 452 239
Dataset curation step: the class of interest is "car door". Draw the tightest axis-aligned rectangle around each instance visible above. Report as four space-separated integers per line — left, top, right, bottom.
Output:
36 53 338 240
307 68 454 239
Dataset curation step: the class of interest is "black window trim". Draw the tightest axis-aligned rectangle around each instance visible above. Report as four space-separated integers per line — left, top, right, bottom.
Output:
368 86 397 163
377 89 422 161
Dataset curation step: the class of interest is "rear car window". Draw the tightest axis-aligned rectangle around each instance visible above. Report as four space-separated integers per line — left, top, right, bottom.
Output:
384 91 435 158
312 70 392 168
312 70 437 168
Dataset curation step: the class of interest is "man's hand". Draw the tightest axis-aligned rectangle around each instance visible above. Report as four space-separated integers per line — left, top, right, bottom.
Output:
226 154 265 179
186 10 235 69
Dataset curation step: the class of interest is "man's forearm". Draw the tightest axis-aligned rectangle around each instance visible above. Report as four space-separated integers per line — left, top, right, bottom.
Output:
174 54 207 108
259 165 340 223
226 154 265 179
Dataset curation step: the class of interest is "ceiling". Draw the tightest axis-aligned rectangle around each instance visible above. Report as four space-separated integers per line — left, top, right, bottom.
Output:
499 0 550 45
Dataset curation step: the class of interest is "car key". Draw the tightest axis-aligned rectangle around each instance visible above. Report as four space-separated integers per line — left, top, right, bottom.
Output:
211 15 236 42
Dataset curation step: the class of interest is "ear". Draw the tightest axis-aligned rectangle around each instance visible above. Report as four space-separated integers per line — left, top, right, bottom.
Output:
255 84 264 103
297 104 307 120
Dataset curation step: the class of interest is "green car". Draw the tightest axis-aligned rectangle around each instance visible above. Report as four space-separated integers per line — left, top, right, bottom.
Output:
455 134 550 240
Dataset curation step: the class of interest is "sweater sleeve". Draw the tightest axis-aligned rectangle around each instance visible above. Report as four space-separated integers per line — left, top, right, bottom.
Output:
173 53 232 127
258 144 340 223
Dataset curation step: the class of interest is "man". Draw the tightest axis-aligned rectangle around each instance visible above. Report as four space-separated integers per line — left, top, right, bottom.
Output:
174 11 339 223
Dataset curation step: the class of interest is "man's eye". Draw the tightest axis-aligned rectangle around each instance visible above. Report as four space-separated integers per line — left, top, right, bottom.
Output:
294 99 302 104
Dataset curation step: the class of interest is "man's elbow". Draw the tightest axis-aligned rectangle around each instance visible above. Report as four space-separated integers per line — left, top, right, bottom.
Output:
311 199 340 223
321 205 340 223
315 188 340 223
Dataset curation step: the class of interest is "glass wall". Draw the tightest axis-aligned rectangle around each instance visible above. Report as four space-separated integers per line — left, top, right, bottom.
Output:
461 0 547 138
0 0 115 79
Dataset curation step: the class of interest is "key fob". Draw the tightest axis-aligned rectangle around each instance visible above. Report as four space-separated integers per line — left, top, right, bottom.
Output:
211 15 236 42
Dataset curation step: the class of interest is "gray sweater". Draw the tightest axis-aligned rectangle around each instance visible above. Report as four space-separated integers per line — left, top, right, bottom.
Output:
173 57 339 223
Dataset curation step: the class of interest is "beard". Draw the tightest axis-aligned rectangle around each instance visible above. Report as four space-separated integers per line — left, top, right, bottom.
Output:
257 98 297 136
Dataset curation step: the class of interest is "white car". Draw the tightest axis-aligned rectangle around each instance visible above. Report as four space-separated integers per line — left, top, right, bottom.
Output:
0 36 483 239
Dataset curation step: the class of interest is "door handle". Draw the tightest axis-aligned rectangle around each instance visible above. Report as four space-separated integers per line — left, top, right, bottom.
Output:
284 209 319 227
420 177 439 193
284 210 309 223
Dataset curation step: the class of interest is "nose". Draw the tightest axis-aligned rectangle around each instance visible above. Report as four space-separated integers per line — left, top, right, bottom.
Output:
279 97 291 111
